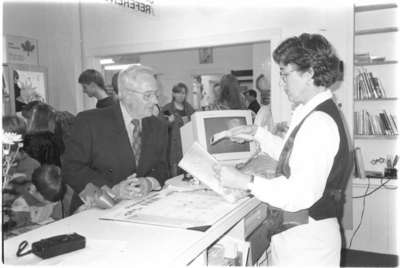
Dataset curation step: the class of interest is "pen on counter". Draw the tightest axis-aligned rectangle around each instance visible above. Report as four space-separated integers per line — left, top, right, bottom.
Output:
393 155 399 168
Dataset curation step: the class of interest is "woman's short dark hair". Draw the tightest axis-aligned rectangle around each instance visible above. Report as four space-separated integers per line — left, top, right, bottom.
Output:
27 103 56 134
172 82 188 94
273 33 341 88
3 115 27 135
218 74 245 109
78 69 106 90
32 165 66 202
172 83 188 101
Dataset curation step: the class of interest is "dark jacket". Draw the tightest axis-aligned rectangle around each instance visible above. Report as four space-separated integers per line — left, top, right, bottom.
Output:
62 103 169 194
96 96 116 109
161 101 195 176
23 131 63 167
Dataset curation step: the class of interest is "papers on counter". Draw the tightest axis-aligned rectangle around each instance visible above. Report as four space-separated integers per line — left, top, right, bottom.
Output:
99 190 244 229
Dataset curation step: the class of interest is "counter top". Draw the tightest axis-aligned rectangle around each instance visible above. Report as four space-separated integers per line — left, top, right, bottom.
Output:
3 192 260 266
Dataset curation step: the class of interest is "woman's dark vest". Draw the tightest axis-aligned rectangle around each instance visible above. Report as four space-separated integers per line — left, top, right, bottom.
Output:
268 99 353 235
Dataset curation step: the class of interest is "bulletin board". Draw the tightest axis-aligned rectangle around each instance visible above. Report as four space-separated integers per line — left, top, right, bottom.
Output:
3 64 48 115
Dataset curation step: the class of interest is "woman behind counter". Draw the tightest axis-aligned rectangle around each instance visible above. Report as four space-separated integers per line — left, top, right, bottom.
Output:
161 83 195 177
216 33 352 266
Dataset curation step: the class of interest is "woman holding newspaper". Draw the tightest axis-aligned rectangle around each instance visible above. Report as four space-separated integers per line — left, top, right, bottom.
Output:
214 33 352 266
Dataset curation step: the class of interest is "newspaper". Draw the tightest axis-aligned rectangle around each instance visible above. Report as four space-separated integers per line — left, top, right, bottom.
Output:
178 142 248 203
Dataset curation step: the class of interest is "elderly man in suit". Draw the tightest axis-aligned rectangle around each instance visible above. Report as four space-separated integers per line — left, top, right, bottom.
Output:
63 65 169 204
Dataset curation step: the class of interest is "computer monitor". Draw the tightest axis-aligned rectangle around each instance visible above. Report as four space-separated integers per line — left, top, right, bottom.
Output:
180 110 256 164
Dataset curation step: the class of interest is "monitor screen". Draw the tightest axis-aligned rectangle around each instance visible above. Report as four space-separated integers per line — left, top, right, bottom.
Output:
180 110 255 164
204 117 250 154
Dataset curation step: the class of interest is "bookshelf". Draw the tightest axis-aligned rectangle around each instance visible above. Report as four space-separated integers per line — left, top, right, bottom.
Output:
354 60 397 66
347 5 399 255
354 135 398 140
354 26 398 35
353 3 398 172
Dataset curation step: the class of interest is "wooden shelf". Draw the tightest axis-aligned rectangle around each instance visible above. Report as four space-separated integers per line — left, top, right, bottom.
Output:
354 60 398 66
354 97 398 102
354 135 398 139
353 177 397 188
355 3 397 13
355 27 398 36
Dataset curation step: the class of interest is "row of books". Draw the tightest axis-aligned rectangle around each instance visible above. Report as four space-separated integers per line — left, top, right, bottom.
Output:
354 110 398 136
354 52 386 64
354 67 386 99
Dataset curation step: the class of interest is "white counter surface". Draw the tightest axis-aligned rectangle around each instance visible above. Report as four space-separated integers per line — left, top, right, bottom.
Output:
3 193 260 266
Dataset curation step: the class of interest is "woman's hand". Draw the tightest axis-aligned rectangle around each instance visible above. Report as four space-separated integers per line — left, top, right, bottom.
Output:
213 164 251 191
228 125 258 143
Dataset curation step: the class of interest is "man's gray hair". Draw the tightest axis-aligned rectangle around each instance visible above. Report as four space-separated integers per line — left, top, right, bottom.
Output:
118 64 156 93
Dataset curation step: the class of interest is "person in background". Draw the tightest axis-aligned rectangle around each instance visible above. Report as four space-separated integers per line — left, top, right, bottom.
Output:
2 115 40 235
215 33 352 266
21 101 75 155
111 71 119 95
78 69 116 109
161 82 195 176
63 64 169 208
54 110 76 150
243 89 261 114
13 70 24 112
205 74 246 110
2 116 40 198
8 165 80 231
23 103 63 167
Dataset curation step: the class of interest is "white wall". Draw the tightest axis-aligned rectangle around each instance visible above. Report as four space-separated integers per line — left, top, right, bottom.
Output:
3 2 83 114
139 43 253 107
3 2 354 117
80 1 353 122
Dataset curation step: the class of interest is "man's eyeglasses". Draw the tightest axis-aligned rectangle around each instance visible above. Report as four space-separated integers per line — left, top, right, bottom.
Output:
279 70 296 83
127 90 159 101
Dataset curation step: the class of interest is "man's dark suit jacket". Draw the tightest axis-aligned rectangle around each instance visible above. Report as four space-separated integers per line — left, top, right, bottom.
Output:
62 103 170 194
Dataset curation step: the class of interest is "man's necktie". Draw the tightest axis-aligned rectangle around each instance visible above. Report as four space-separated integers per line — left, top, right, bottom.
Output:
131 119 141 166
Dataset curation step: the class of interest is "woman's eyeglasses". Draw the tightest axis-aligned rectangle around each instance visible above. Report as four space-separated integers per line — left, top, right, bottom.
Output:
279 70 297 83
370 157 385 165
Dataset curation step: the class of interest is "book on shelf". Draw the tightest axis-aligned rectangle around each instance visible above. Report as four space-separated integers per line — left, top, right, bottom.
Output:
354 110 398 136
365 170 384 179
355 67 386 100
354 52 386 64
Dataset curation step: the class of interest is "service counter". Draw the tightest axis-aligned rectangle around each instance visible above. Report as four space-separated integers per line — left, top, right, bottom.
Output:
3 188 267 266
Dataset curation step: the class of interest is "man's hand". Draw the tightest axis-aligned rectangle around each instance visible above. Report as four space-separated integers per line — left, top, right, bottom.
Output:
112 174 153 199
213 164 251 190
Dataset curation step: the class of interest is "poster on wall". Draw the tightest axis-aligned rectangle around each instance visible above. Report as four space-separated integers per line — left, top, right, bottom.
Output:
6 35 39 65
3 64 48 115
15 69 46 103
